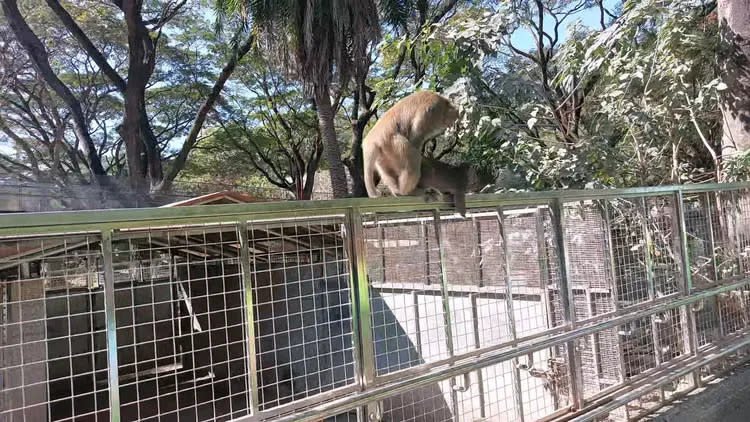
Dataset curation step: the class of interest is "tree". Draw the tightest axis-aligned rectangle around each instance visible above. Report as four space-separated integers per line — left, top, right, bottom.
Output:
717 0 750 172
218 60 323 200
344 0 464 197
218 0 385 198
1 0 108 183
2 0 254 194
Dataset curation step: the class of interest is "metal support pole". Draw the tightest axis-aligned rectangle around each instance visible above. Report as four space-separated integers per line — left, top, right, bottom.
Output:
703 192 720 284
101 229 121 422
470 293 487 419
704 193 725 342
673 191 701 386
535 208 555 331
346 208 379 421
431 209 459 416
422 221 431 285
432 210 455 358
474 217 484 287
471 218 486 417
346 208 377 385
603 201 629 419
412 291 423 357
237 222 260 413
585 290 602 386
376 214 386 284
550 199 585 410
639 198 664 369
498 207 525 422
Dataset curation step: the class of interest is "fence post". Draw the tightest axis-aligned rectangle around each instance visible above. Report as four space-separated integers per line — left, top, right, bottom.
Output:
602 200 630 418
101 229 121 422
344 207 378 420
430 209 459 416
673 190 702 388
498 207 525 422
730 190 745 275
550 199 585 410
237 222 260 413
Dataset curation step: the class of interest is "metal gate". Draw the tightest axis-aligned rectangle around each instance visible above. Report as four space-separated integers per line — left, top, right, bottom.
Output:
2 183 750 422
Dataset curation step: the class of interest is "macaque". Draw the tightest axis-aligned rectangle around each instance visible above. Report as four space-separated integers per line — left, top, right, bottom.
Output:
363 90 459 199
414 157 476 217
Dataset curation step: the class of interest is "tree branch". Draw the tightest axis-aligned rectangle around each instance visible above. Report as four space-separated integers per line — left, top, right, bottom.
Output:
161 32 255 188
1 0 107 179
45 0 127 92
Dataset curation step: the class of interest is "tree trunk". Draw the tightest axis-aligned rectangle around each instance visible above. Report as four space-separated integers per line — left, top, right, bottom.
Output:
1 0 107 181
349 121 368 197
315 88 349 198
718 0 750 160
121 0 162 192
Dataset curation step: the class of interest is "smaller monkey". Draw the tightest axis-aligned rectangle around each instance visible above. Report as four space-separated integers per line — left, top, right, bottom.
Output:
413 157 477 217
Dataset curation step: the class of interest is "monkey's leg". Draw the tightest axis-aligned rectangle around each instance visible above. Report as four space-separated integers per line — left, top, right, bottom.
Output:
452 191 467 217
395 137 423 196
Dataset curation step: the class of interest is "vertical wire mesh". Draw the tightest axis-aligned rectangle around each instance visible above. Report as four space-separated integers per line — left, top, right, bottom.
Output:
505 208 559 337
608 199 651 307
111 224 251 421
363 212 448 376
518 346 571 421
378 379 454 421
247 217 356 411
619 316 657 379
644 196 681 298
0 233 110 421
561 202 623 398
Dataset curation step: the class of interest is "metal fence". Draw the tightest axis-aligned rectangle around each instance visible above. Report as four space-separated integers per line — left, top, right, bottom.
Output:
3 183 750 422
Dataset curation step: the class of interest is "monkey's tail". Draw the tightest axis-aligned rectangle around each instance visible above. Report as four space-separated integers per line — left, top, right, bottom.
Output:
363 147 380 198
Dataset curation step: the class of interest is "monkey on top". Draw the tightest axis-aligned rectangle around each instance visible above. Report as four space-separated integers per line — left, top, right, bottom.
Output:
363 90 475 217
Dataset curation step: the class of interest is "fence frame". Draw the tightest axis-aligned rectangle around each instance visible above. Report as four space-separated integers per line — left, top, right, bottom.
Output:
2 181 750 422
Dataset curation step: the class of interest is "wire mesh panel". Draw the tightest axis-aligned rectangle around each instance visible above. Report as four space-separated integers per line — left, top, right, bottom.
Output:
0 233 110 421
712 191 743 282
5 184 750 422
607 199 652 307
378 379 455 422
681 193 719 288
111 224 251 421
504 208 560 337
563 203 613 298
456 361 519 421
439 209 513 356
364 212 449 376
645 196 683 297
619 316 657 379
245 217 356 411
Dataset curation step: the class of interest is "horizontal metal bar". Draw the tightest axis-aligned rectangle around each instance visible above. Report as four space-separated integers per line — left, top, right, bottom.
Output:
1 182 748 236
236 277 750 422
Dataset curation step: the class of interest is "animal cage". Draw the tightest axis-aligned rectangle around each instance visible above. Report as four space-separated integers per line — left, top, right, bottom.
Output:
2 184 750 422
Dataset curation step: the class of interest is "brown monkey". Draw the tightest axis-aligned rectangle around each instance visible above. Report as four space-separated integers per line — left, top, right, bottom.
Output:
413 157 477 217
363 90 459 198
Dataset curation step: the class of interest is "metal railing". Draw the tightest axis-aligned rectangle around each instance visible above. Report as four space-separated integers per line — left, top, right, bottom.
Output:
2 182 750 422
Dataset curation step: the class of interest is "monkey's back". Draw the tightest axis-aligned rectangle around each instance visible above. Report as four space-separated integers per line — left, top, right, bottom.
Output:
364 90 458 147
